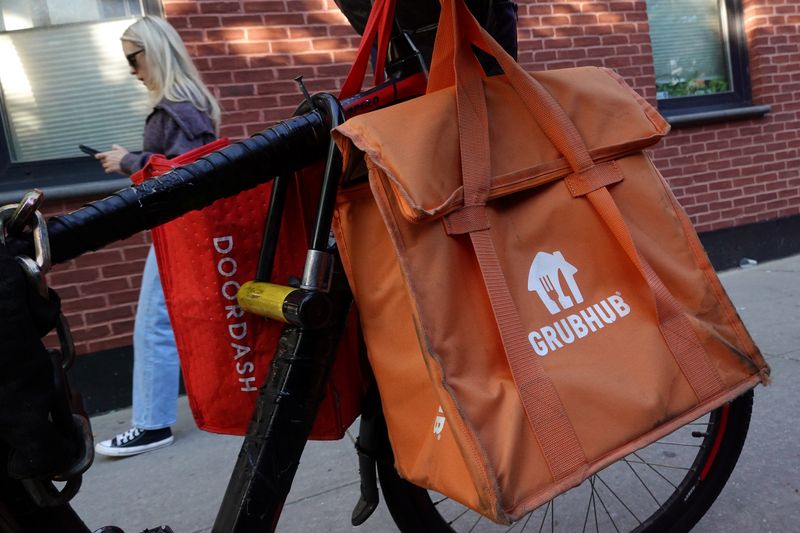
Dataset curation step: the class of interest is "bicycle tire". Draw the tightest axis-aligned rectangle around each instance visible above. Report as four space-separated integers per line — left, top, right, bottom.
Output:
378 389 754 533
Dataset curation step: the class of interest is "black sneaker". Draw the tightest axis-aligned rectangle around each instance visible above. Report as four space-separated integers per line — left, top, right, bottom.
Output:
94 427 174 457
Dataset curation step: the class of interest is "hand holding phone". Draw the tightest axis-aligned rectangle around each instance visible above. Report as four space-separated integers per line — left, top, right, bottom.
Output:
79 144 100 156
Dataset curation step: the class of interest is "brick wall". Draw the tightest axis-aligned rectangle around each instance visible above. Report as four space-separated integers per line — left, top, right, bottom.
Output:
517 0 800 232
650 1 800 231
164 0 361 137
44 0 799 355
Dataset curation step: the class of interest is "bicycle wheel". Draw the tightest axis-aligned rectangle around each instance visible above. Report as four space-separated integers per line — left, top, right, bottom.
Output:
379 390 753 533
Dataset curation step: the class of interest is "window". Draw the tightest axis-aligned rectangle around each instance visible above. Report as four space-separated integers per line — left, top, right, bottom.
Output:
0 0 159 196
646 0 753 117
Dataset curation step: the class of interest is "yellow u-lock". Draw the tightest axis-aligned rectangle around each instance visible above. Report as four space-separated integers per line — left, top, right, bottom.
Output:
237 281 296 322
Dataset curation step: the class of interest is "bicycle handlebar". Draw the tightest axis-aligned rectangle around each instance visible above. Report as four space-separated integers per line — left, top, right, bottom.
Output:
8 107 331 265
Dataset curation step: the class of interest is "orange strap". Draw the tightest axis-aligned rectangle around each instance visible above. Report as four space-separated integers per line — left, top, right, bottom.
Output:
338 0 396 100
439 0 587 482
469 228 588 481
585 187 724 401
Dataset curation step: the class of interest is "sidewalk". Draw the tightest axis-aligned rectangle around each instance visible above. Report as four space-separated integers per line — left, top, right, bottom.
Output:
72 255 800 533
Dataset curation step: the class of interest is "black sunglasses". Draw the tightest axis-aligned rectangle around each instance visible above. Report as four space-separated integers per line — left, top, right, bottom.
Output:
126 49 144 68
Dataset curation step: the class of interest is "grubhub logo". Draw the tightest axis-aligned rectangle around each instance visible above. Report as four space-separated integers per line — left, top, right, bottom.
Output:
526 251 631 356
527 251 584 314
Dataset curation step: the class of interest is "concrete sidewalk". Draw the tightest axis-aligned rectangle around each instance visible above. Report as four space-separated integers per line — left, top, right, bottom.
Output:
72 255 800 532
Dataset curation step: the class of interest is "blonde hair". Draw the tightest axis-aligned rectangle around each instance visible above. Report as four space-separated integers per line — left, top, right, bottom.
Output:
122 16 220 131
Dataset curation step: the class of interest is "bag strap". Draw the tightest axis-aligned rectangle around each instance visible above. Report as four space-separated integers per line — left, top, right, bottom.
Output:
338 0 396 100
435 0 725 480
436 0 587 482
584 186 725 401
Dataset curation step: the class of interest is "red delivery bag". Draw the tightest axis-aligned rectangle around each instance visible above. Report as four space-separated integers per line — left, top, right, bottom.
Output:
131 139 365 437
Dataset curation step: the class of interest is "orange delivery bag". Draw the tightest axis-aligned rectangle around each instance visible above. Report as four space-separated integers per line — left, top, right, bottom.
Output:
330 0 770 522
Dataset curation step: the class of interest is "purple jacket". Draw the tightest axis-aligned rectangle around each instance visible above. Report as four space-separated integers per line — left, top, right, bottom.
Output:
120 99 216 176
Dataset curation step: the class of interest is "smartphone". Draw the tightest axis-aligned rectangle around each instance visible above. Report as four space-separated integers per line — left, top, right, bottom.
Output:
79 144 100 156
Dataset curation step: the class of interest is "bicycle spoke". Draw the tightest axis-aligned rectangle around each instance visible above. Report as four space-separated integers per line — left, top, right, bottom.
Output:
582 476 596 533
622 458 662 506
537 500 551 533
592 478 622 533
631 452 679 489
652 441 702 448
466 514 482 532
594 473 644 525
448 506 472 526
593 478 601 533
515 508 534 532
624 459 691 472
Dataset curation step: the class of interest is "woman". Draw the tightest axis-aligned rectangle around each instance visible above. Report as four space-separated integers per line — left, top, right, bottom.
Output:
94 15 220 457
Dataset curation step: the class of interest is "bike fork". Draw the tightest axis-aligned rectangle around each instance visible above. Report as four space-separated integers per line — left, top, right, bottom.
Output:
212 284 352 532
213 94 349 533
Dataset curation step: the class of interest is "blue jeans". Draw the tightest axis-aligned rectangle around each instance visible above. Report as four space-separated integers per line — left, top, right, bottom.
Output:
132 247 180 430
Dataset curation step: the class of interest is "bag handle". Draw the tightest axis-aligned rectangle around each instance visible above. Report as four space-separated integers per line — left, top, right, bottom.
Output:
338 0 397 100
428 0 595 191
432 0 589 482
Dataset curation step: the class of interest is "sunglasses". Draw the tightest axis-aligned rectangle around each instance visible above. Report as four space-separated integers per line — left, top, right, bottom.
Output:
126 49 145 69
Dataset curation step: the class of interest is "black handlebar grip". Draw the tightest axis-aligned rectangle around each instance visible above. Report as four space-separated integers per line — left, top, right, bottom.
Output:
9 109 330 265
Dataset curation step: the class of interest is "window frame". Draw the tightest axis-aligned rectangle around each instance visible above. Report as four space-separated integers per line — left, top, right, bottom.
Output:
0 0 162 198
650 0 753 118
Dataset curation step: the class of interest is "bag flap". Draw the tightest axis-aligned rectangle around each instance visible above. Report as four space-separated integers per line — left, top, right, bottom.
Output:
334 67 669 223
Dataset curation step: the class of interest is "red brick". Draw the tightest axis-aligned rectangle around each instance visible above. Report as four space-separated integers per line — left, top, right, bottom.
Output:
219 84 256 97
199 1 242 14
101 262 144 278
85 306 136 324
243 1 288 14
188 15 222 28
264 13 306 25
72 325 113 343
164 2 199 15
197 42 228 55
61 296 108 314
80 278 131 297
298 52 336 64
248 54 291 68
237 96 281 110
289 25 330 38
229 41 270 55
122 246 150 263
312 37 352 51
287 0 326 10
223 15 266 26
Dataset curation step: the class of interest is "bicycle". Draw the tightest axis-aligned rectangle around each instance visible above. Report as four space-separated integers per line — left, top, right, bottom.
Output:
0 1 757 532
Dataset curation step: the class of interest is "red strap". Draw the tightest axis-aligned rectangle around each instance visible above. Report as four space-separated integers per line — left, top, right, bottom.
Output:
129 138 230 184
338 0 396 100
